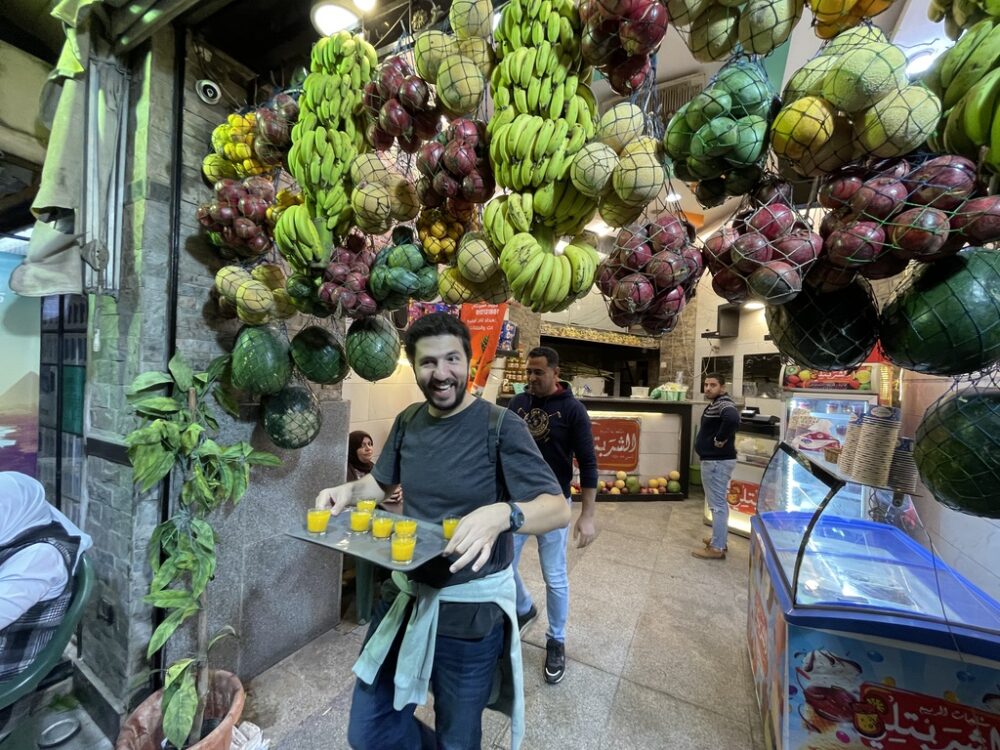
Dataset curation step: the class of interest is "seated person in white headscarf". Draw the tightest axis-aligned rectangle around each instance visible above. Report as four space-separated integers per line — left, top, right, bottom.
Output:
0 471 92 681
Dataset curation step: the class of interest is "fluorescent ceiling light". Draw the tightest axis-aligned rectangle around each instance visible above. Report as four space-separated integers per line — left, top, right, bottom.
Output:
744 301 765 311
905 46 945 77
311 1 360 35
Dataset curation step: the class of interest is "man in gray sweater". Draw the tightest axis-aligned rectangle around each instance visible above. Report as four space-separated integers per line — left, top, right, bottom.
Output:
692 373 739 560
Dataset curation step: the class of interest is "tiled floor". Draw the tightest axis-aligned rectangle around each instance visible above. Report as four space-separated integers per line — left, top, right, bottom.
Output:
244 496 765 749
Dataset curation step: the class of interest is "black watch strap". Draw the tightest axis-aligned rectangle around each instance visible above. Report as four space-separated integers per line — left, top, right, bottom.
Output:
507 501 525 532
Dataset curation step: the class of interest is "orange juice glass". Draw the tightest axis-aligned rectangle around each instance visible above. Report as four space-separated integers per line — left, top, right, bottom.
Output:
394 519 417 537
357 499 377 514
391 532 417 564
371 515 394 539
442 516 459 540
349 509 372 533
307 508 331 535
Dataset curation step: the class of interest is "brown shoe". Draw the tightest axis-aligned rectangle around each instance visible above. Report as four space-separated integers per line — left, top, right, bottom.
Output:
702 536 728 551
692 546 726 560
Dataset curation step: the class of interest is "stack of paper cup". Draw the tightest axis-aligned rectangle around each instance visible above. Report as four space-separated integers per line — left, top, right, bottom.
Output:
887 437 918 494
853 406 902 487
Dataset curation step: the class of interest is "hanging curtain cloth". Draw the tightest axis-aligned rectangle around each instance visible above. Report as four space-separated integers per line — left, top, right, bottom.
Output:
8 0 200 297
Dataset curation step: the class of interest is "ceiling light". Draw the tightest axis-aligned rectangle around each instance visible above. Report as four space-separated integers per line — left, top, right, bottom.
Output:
354 0 376 11
665 192 681 202
744 301 765 311
905 46 945 77
311 1 360 35
493 10 502 31
555 239 568 253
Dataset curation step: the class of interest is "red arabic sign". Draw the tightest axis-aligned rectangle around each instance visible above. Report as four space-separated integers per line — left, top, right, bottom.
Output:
855 683 1000 750
590 417 640 471
726 480 759 515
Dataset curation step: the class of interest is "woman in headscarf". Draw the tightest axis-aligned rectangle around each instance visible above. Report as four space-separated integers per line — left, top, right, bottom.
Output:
0 471 93 679
346 431 375 482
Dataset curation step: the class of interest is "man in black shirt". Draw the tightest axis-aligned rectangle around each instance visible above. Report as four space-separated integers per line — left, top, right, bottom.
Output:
692 373 739 560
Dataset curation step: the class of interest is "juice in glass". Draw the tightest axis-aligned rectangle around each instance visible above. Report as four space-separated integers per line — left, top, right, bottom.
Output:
356 499 377 514
442 516 459 540
391 533 417 564
349 509 372 533
371 515 394 539
394 519 417 537
307 509 331 535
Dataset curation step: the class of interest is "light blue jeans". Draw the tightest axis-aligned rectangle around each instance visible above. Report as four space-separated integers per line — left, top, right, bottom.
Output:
512 498 571 643
702 459 736 550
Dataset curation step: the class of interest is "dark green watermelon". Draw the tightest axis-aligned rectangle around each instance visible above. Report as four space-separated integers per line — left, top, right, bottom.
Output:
291 326 349 384
346 315 401 382
765 279 879 370
914 387 1000 518
262 384 322 449
880 249 1000 376
231 326 292 395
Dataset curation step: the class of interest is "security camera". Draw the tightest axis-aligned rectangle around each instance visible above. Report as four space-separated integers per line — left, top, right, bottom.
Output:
195 79 222 105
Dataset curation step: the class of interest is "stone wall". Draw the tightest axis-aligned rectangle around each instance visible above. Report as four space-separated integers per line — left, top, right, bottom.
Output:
80 27 347 735
658 293 698 388
508 301 540 352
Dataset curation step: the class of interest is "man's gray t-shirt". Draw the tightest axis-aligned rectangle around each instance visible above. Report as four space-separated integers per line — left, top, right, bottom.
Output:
371 398 561 637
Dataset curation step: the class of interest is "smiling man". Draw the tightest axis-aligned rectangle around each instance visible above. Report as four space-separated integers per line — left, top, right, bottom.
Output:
316 312 569 750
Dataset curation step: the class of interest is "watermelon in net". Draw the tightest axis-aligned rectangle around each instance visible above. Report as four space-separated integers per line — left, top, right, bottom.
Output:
231 325 292 395
765 278 879 370
262 384 323 449
291 326 349 385
879 249 1000 376
914 387 1000 519
346 315 401 382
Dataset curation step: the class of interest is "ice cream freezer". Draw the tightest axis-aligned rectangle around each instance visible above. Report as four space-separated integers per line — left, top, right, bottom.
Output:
748 445 1000 750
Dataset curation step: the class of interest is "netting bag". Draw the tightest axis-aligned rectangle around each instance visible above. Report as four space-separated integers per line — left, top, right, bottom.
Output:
345 314 403 382
579 0 667 95
363 54 441 154
764 274 880 370
878 247 1000 376
913 372 1000 519
197 176 279 259
701 175 821 305
253 91 300 166
413 30 488 117
670 0 802 61
773 25 941 178
415 118 494 221
809 0 895 40
262 380 323 449
664 56 777 208
597 202 704 333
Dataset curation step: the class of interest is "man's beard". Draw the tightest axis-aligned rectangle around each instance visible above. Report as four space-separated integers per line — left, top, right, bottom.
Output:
419 374 468 413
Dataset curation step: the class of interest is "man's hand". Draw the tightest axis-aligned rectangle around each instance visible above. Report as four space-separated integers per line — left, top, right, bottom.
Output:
573 513 597 548
713 438 726 448
442 503 508 574
315 484 353 515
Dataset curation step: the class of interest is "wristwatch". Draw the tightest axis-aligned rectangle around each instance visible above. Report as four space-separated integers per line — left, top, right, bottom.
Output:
507 501 525 532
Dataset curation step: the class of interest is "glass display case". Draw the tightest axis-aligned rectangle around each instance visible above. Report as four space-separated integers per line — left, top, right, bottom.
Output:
748 443 1000 750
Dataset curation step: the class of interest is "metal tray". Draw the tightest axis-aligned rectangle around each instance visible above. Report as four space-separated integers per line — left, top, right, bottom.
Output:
286 510 447 571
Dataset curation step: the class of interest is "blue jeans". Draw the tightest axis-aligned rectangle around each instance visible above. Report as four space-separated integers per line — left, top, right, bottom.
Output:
347 598 504 750
512 498 570 643
702 459 736 550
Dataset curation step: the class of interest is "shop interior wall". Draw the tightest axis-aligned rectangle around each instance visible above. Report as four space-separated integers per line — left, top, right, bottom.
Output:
899 372 1000 603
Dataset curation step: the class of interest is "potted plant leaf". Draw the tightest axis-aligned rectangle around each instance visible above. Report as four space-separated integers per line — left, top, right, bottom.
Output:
115 353 280 750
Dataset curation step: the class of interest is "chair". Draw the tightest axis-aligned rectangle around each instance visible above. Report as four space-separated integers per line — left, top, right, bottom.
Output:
0 555 94 746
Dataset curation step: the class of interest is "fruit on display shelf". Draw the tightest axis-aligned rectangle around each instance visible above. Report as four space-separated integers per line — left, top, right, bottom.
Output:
196 176 278 259
923 18 1000 172
914 387 1000 518
416 118 495 217
262 384 323 449
809 0 897 40
290 326 350 385
230 325 293 395
288 31 378 240
663 59 776 207
772 27 940 176
498 229 601 312
669 0 803 61
363 55 440 153
765 277 880 370
879 249 1000 376
598 211 703 334
578 0 667 95
597 473 681 494
345 315 402 383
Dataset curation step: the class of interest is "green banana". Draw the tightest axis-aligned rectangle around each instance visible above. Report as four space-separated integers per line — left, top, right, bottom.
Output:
960 67 1000 145
945 20 1000 108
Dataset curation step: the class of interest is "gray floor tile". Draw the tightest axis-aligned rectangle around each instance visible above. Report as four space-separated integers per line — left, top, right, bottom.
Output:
548 589 641 675
585 528 662 571
270 685 353 749
567 553 653 607
242 665 335 744
601 679 752 750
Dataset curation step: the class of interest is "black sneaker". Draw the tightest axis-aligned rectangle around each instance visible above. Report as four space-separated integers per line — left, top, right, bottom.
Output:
544 638 566 684
516 604 537 633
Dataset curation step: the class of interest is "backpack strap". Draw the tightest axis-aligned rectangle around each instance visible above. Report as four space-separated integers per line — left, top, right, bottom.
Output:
393 402 426 477
487 403 510 502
